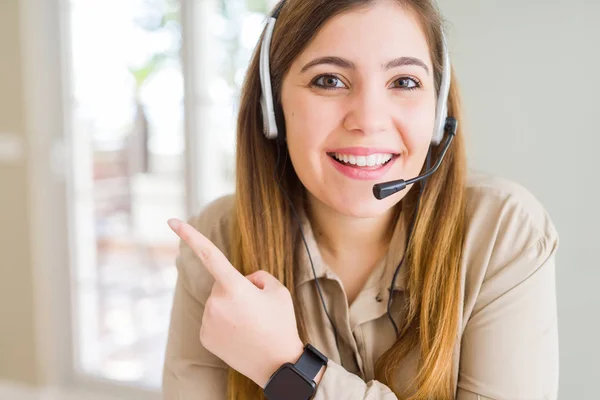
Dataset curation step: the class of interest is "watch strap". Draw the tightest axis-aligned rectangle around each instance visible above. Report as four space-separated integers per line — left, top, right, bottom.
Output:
294 343 328 380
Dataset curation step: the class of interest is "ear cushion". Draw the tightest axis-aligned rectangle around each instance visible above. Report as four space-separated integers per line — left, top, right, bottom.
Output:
274 103 287 146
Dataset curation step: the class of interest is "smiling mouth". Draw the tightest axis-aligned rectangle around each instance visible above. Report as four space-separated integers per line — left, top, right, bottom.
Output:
327 152 399 170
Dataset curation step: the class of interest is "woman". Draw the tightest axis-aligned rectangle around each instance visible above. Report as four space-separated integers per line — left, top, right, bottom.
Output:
162 0 559 399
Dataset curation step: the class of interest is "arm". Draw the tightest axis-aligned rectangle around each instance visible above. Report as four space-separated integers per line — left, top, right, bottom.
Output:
313 360 400 400
456 235 559 400
162 274 228 400
162 215 229 400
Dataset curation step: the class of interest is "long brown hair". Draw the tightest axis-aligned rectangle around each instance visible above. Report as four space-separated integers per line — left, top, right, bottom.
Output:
228 1 467 399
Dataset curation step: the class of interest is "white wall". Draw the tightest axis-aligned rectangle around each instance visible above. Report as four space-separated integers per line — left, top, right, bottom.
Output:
440 1 600 398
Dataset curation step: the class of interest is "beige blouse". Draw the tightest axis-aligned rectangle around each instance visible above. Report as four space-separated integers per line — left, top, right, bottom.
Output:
162 172 559 399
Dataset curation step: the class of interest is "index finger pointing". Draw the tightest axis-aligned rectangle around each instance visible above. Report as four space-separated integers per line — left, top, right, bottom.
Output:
168 218 246 290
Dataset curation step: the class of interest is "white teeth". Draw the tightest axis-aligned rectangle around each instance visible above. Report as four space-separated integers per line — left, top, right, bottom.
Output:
366 154 377 167
332 152 394 166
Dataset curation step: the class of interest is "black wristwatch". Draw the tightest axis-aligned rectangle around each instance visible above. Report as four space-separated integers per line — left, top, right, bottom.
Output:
263 343 328 400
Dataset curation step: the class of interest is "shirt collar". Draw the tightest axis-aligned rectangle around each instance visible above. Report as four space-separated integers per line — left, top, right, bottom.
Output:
294 203 409 293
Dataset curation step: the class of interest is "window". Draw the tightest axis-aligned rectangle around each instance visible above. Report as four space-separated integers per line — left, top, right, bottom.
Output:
65 0 273 390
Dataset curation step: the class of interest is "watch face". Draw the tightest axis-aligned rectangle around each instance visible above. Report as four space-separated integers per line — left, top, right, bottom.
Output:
264 365 315 400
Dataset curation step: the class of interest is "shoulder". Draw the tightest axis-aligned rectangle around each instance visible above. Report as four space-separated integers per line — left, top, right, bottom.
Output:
465 172 556 240
461 172 559 310
176 194 236 300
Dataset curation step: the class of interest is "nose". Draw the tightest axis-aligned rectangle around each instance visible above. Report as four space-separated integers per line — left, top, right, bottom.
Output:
343 83 391 135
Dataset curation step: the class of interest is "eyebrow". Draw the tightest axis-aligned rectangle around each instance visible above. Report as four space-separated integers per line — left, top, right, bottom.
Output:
384 57 429 75
300 56 429 75
300 56 355 73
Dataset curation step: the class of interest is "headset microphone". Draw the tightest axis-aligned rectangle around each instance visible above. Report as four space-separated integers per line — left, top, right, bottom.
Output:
372 117 458 200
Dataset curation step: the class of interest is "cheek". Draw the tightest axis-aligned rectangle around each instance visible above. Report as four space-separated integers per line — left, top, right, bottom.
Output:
283 99 322 191
286 92 340 138
401 97 437 155
391 97 437 179
283 94 349 202
283 92 341 162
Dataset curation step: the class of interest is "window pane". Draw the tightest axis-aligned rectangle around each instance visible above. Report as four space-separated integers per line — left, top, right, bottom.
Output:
68 0 184 388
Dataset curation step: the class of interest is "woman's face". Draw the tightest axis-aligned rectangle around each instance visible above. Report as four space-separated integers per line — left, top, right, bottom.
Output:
280 0 437 218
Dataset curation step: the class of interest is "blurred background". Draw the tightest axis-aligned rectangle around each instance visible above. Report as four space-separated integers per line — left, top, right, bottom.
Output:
0 0 597 399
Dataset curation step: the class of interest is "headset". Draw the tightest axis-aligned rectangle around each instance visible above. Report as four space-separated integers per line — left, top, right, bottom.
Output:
257 0 458 356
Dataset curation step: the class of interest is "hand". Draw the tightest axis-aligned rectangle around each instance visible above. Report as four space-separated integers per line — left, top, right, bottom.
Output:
167 218 305 388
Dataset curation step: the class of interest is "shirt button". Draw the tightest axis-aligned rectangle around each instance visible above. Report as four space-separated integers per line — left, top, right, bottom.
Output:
375 293 383 302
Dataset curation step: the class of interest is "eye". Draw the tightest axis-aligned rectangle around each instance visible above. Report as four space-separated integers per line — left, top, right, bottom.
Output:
390 77 421 91
312 74 347 90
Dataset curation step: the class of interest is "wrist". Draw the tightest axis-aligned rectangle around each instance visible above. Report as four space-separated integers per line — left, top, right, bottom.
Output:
263 343 329 399
259 338 305 388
